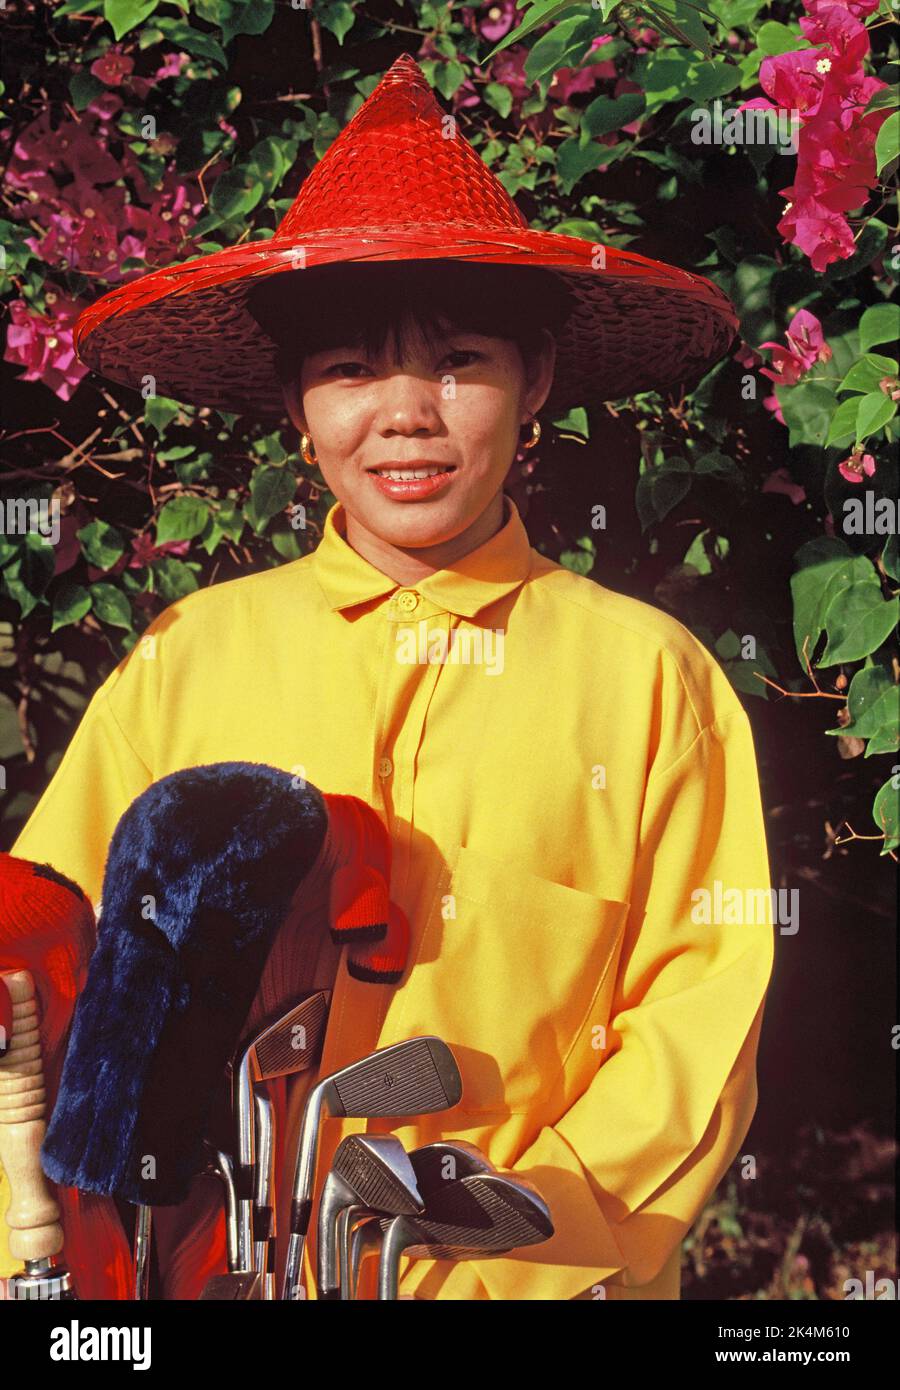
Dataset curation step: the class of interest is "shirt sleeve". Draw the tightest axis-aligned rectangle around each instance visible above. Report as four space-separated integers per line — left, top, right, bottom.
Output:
8 638 159 912
400 700 775 1301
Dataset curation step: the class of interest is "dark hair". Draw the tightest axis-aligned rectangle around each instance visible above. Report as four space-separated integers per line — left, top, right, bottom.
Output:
246 260 573 391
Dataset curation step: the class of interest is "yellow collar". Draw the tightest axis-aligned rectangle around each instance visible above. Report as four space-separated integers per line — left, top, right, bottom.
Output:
312 492 534 619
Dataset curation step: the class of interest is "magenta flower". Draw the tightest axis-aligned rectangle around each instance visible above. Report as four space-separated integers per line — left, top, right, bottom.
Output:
838 449 876 483
3 296 89 402
762 468 807 504
90 50 135 87
803 0 879 21
478 0 517 42
156 51 187 81
759 310 831 392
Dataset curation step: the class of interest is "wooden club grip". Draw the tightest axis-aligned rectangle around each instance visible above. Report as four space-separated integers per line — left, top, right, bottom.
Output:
0 970 64 1263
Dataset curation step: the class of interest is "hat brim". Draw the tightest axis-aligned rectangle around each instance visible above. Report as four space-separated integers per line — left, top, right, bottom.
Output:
73 228 738 420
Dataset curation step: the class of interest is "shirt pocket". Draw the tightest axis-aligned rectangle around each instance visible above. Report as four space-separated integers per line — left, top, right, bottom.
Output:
389 844 629 1116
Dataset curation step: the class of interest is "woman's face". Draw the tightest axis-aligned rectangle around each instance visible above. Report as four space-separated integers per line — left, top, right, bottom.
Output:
282 312 555 550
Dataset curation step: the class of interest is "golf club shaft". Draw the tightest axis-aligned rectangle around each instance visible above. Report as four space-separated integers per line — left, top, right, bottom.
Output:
133 1205 152 1299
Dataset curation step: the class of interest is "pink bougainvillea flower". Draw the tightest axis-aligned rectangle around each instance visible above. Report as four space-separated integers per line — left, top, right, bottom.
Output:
86 91 124 123
804 0 879 17
838 449 876 482
762 468 807 504
156 51 187 81
3 296 89 401
778 196 858 269
90 49 134 87
763 392 787 426
785 309 832 369
734 342 763 369
478 0 517 42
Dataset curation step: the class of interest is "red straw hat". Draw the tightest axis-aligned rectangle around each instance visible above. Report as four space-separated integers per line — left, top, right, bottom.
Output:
73 53 738 420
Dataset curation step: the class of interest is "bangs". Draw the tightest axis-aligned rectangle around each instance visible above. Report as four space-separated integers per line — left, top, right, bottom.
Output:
246 260 573 380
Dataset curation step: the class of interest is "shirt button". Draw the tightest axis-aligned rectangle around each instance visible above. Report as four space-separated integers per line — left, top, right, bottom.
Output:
396 590 419 612
377 756 393 779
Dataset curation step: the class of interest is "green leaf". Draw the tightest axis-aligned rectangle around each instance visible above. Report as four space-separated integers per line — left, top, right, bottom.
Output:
246 465 296 531
151 557 199 603
636 463 693 530
837 353 898 396
825 395 861 448
864 86 899 115
316 0 355 45
144 395 183 434
790 537 855 666
484 83 513 119
218 0 275 45
156 19 227 67
756 20 807 56
820 581 899 666
77 520 125 571
883 534 899 582
51 583 92 632
524 13 594 87
69 72 106 111
483 0 576 63
859 304 900 354
855 390 897 442
103 0 159 40
684 529 729 574
872 776 899 853
89 583 133 630
556 134 606 190
823 219 889 283
875 110 898 174
828 665 898 742
583 92 645 138
432 61 468 101
210 168 264 220
776 381 837 449
246 136 288 194
156 497 210 545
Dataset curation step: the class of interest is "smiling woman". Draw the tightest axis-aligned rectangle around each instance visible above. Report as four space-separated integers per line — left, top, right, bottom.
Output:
246 261 573 569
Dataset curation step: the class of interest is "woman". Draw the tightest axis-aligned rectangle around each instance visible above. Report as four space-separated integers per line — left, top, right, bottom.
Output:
1 55 773 1300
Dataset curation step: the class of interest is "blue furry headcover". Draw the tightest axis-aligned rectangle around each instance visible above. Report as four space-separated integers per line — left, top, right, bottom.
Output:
42 761 327 1205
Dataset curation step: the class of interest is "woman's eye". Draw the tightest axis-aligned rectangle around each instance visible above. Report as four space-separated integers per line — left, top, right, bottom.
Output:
443 349 482 369
326 361 371 378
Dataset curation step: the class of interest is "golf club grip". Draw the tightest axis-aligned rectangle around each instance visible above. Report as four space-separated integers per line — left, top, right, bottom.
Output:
0 970 64 1263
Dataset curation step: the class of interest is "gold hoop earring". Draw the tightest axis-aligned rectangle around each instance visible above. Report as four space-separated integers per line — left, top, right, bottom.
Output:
299 432 318 467
520 417 541 451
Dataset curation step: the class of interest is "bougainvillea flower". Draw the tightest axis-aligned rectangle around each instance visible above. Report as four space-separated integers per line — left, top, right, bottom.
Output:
90 49 135 87
3 297 89 401
804 0 879 17
478 0 517 42
778 196 858 269
785 309 832 369
838 450 876 482
762 468 807 504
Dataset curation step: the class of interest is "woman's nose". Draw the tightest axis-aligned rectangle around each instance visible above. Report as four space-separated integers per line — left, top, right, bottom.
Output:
375 374 443 436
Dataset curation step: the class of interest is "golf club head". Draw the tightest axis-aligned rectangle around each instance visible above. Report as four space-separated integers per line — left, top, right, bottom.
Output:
318 1133 424 1299
233 990 330 1272
377 1171 554 1300
408 1139 496 1192
282 1036 462 1300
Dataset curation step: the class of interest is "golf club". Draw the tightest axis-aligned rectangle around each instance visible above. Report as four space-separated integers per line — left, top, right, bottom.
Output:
317 1133 424 1300
253 1092 276 1298
232 990 330 1272
343 1139 497 1300
281 1036 462 1301
377 1170 554 1300
133 1205 152 1300
201 1141 239 1273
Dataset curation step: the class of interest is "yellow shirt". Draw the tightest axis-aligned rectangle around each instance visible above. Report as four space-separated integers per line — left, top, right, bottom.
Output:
2 493 774 1299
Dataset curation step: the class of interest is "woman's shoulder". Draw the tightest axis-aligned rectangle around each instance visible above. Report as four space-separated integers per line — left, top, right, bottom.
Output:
526 553 746 731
